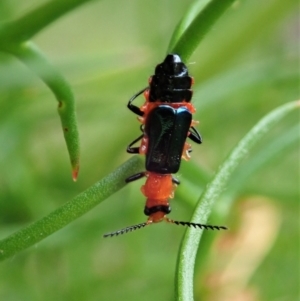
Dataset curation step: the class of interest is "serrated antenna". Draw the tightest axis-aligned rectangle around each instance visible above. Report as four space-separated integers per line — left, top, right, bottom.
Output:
166 218 228 230
103 222 148 238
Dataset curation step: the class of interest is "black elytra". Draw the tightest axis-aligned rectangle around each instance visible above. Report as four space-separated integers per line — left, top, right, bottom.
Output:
145 105 192 174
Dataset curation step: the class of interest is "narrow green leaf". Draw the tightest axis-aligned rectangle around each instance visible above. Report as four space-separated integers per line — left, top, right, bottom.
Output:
175 100 300 301
189 0 298 83
167 0 210 52
0 0 97 178
0 156 144 262
227 124 300 199
168 0 235 61
5 42 80 179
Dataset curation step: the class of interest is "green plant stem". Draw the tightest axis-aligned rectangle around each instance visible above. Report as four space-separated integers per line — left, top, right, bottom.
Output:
0 0 94 179
226 124 300 200
0 156 144 262
0 0 93 43
175 100 300 301
167 0 210 52
192 0 298 83
168 0 235 61
6 42 80 179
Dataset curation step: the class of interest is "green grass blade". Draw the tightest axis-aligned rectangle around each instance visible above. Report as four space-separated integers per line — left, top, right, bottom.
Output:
0 156 143 262
227 124 300 199
175 100 300 301
168 0 235 61
0 0 97 179
6 42 80 179
193 0 298 83
167 0 210 53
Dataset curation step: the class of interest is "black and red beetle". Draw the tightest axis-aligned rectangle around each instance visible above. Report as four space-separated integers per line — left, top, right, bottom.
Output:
104 54 226 237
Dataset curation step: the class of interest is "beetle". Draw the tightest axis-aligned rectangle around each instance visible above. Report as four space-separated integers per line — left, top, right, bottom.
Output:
104 54 226 237
126 53 202 164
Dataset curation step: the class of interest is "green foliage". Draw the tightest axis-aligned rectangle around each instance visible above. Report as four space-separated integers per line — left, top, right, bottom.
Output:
0 156 143 261
0 0 86 178
175 101 299 301
0 0 298 301
168 0 235 60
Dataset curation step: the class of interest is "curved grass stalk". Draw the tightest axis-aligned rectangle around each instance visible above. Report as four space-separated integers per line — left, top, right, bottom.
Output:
0 156 144 262
175 100 300 301
168 0 235 61
6 42 80 180
0 0 95 179
226 124 300 199
167 0 210 52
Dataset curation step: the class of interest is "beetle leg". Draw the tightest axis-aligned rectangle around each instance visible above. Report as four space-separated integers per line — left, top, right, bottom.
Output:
125 172 146 183
127 87 148 116
127 134 144 154
188 126 202 144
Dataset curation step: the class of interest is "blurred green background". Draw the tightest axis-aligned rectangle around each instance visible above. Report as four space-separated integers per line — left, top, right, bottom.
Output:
0 0 299 300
